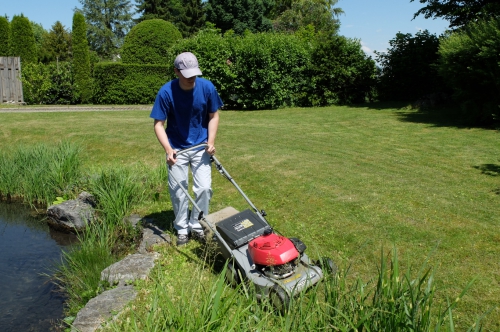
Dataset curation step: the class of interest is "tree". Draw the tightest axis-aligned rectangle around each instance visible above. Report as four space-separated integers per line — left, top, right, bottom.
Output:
205 0 274 35
181 0 205 37
72 11 92 103
273 0 343 34
411 0 500 29
437 17 500 125
43 21 72 62
10 14 37 64
135 0 205 37
77 0 134 59
0 16 9 56
375 30 443 102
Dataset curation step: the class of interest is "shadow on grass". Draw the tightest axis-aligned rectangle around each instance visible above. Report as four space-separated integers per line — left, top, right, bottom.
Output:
142 210 176 233
349 101 498 130
474 163 500 177
473 163 500 195
141 209 228 273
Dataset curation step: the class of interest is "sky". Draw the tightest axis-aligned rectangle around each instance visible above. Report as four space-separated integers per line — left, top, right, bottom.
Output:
3 0 450 59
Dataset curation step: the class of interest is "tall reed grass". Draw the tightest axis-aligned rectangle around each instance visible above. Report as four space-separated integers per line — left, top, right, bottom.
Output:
0 141 81 207
52 220 117 318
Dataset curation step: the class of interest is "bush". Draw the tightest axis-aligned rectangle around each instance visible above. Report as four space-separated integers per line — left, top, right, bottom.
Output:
309 35 377 106
21 61 77 105
375 30 443 102
437 17 500 125
93 62 170 104
121 19 182 65
170 29 236 107
229 32 310 109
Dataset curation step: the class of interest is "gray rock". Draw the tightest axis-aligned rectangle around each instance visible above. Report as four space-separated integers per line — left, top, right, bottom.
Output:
47 194 96 232
101 253 159 286
78 191 97 207
71 285 137 332
137 223 171 254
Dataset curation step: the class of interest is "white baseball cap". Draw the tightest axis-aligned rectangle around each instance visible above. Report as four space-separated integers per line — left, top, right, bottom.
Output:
174 52 203 78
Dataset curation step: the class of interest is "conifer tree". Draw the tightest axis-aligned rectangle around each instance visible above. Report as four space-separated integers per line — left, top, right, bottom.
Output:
0 16 10 56
72 12 92 103
205 0 274 35
10 14 37 64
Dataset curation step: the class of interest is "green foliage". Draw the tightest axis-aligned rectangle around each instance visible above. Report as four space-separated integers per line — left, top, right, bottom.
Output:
0 16 10 56
170 29 236 106
72 11 92 103
121 19 182 65
411 0 500 30
91 29 377 109
21 61 77 105
93 62 170 104
375 30 443 102
437 17 500 125
43 21 72 62
0 141 81 207
229 32 311 109
205 0 274 35
52 221 117 317
136 0 206 37
309 35 377 105
9 14 37 64
77 0 134 59
89 167 142 227
273 0 343 34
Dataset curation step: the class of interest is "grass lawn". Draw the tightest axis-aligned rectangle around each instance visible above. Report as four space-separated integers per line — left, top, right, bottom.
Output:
1 104 499 330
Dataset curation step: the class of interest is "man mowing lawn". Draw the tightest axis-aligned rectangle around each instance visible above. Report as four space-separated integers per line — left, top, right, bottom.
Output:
150 52 224 246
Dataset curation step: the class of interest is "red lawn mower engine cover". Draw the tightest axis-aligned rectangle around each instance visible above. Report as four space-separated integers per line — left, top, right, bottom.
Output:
248 233 299 266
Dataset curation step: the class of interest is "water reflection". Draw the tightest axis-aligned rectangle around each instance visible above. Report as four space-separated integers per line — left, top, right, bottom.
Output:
0 202 76 332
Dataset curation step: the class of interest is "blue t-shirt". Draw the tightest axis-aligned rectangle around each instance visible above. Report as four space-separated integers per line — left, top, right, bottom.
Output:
150 77 223 149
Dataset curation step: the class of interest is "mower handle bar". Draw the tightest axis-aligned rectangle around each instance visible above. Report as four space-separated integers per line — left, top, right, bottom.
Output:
173 144 266 219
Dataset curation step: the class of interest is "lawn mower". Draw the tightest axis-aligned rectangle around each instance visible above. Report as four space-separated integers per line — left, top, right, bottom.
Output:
169 144 337 313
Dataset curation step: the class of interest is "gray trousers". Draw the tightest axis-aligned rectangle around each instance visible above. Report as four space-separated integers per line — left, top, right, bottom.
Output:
168 148 212 235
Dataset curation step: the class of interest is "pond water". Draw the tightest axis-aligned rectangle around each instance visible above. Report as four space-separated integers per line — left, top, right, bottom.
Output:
0 202 77 332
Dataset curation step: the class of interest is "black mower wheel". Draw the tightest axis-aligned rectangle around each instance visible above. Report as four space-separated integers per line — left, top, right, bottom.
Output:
317 257 338 276
269 284 290 315
225 262 241 287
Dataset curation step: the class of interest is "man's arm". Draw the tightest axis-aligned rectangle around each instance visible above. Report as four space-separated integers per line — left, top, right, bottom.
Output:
206 111 219 155
153 119 176 165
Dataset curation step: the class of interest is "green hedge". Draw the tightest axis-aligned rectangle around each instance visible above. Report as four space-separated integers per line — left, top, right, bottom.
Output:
21 29 376 109
93 62 172 104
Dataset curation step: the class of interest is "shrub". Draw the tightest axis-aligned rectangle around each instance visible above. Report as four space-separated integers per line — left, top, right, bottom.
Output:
229 32 310 109
93 62 170 104
121 19 182 65
21 61 77 105
170 29 236 107
309 35 377 106
375 30 443 102
437 17 500 125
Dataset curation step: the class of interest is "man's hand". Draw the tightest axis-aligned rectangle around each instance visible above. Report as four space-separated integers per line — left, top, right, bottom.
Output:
205 145 215 156
166 150 177 166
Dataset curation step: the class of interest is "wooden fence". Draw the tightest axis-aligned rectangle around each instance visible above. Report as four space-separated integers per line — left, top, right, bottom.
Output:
0 57 24 104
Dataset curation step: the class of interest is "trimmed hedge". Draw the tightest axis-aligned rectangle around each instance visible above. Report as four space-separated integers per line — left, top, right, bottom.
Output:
121 19 182 65
93 62 172 104
21 29 376 108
